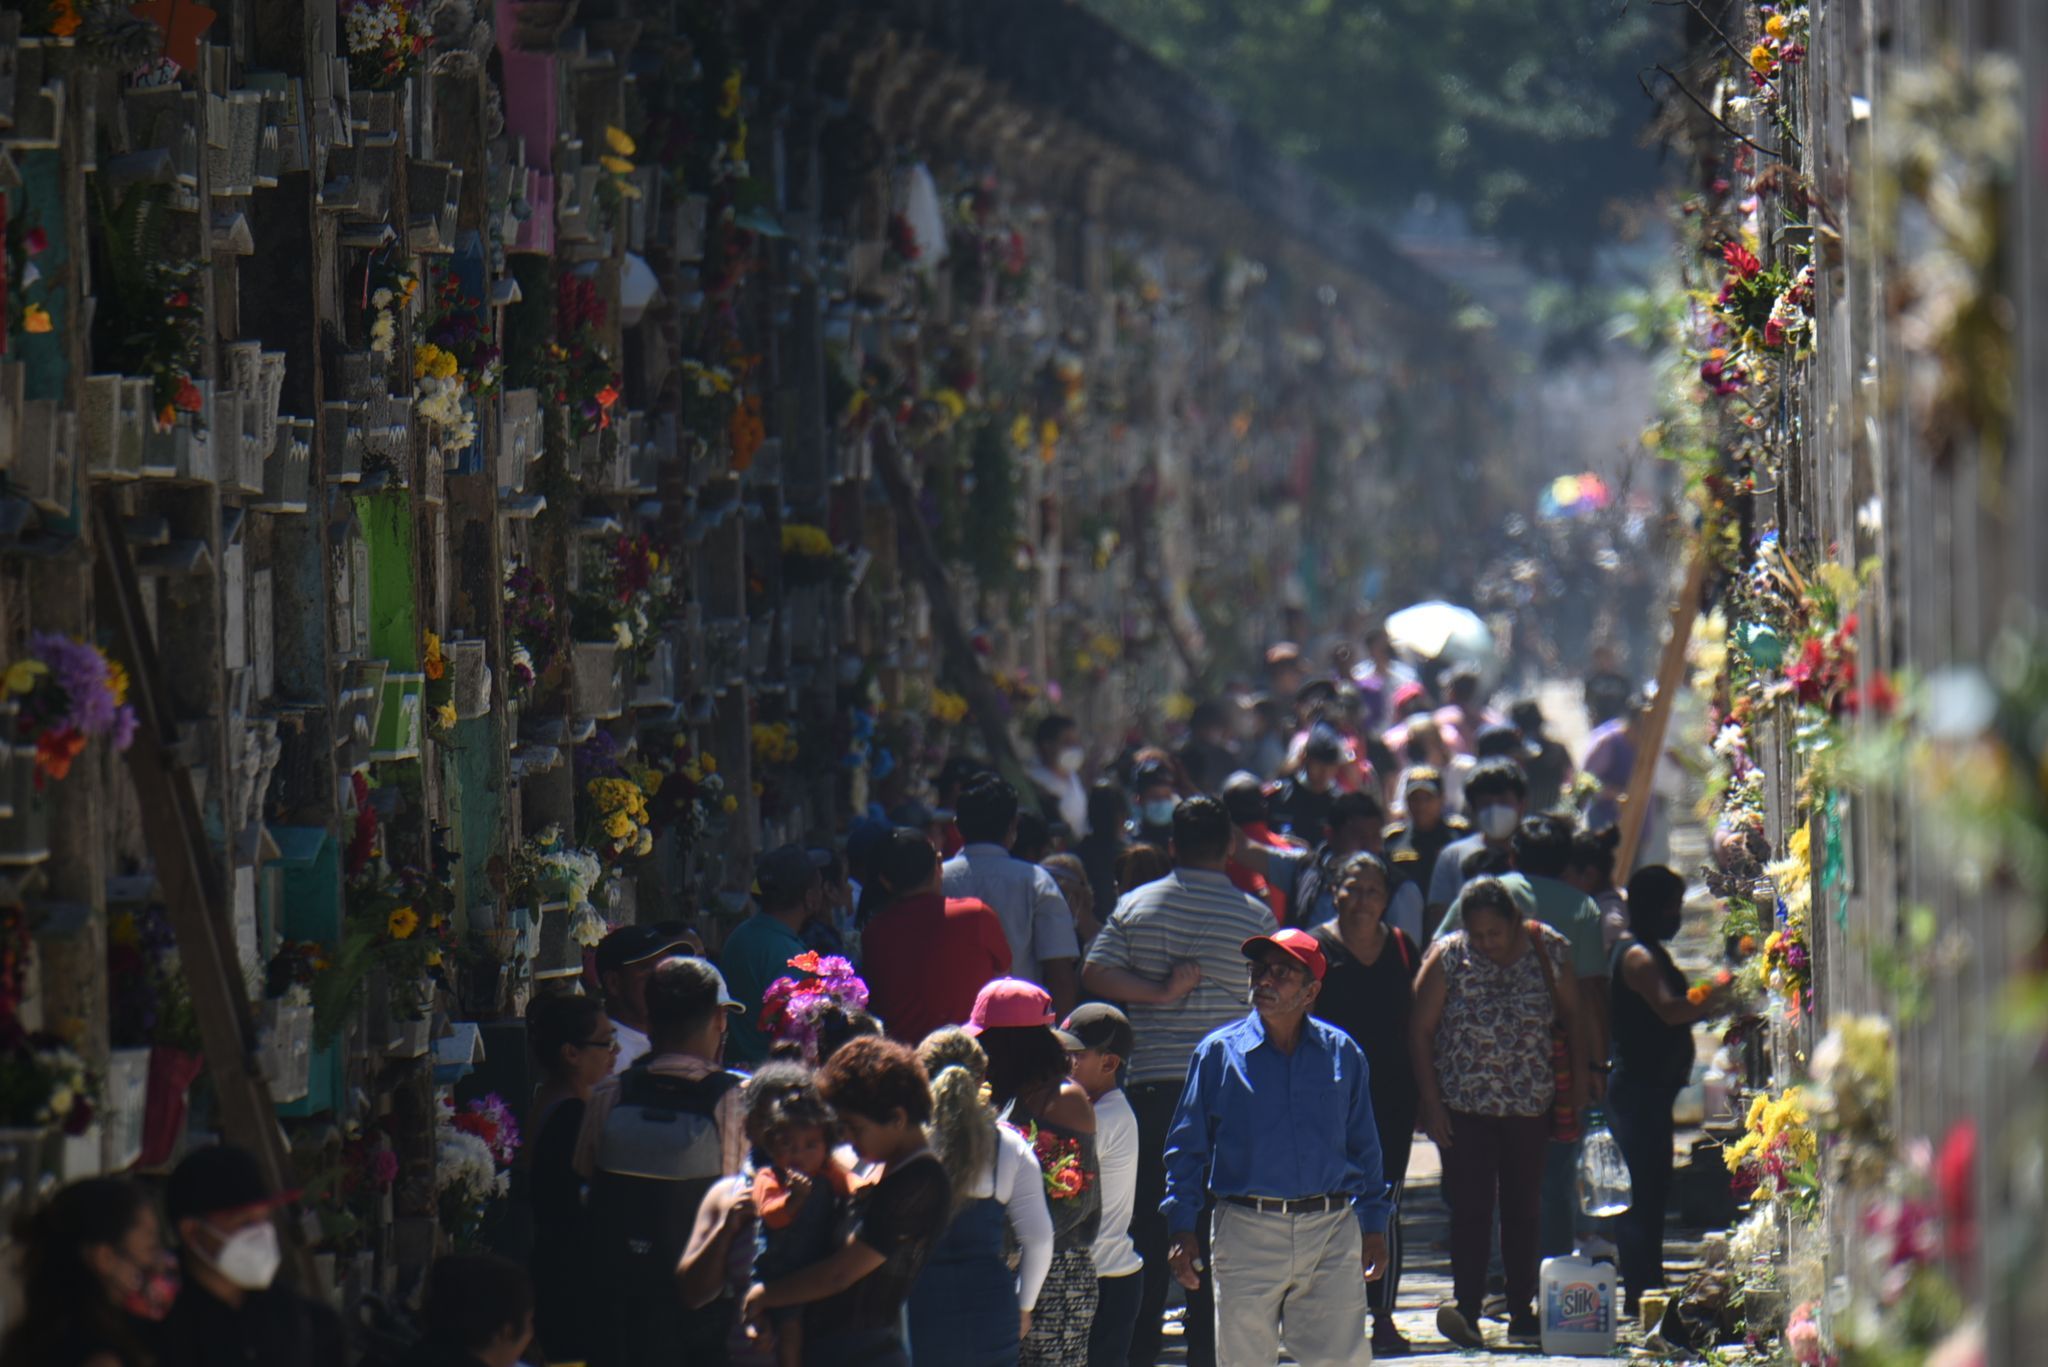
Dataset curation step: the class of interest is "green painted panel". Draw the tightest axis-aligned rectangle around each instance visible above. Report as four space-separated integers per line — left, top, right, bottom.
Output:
8 152 70 401
354 491 418 668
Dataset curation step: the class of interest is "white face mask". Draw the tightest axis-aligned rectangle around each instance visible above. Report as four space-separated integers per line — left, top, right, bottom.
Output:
206 1220 282 1291
1478 803 1520 840
1058 747 1085 776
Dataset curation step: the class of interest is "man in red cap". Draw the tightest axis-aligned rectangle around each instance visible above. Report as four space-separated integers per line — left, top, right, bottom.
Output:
1162 928 1390 1367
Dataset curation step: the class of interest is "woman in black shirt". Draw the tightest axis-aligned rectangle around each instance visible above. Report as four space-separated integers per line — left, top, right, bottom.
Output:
1309 851 1420 1357
1608 866 1721 1315
745 1037 951 1367
0 1177 165 1367
520 993 617 1359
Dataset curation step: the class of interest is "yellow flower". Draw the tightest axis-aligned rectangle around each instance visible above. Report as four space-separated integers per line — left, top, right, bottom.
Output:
700 755 717 774
22 304 52 334
426 950 443 967
105 657 129 705
1750 43 1775 73
388 906 419 940
634 828 654 857
933 388 967 422
1764 14 1788 38
3 659 48 695
605 126 637 156
601 154 636 176
719 70 743 120
1011 414 1034 451
730 123 747 167
434 701 457 730
721 795 739 814
604 810 633 840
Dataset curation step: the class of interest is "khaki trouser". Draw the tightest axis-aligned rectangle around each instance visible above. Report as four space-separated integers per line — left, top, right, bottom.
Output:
1210 1201 1372 1367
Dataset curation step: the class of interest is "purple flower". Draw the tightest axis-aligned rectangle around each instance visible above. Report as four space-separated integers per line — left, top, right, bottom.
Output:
111 705 137 753
29 633 124 738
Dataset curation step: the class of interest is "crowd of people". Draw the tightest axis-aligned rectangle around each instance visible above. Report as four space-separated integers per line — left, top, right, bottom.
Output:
0 638 1717 1366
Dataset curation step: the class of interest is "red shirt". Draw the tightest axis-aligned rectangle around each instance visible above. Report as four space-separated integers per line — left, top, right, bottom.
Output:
1225 860 1284 927
862 893 1012 1045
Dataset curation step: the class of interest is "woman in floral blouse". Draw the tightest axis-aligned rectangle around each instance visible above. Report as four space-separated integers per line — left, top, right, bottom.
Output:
1411 877 1586 1351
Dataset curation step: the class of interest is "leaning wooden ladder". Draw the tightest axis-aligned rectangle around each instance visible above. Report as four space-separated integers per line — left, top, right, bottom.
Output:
90 496 318 1286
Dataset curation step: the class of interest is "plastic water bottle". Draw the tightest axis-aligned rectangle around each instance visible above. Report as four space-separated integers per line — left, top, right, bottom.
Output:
1577 1111 1633 1218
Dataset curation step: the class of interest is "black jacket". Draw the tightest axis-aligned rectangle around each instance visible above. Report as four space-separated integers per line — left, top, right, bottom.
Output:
152 1280 348 1367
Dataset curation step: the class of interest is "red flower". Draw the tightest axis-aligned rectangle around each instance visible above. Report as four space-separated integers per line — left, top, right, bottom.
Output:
1763 317 1786 350
788 951 823 976
23 227 46 256
1936 1119 1977 1264
33 727 86 785
173 376 204 412
1722 241 1762 280
168 291 190 309
1785 637 1828 706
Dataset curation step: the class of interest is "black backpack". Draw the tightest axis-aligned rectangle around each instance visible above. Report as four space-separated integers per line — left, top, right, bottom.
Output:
584 1063 744 1366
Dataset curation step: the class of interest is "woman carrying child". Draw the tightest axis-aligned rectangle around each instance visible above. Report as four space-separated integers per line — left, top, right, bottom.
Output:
679 1063 854 1367
907 1028 1055 1366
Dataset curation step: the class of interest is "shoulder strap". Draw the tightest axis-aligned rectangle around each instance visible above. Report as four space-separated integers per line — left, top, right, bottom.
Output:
1392 927 1413 975
1526 921 1563 1014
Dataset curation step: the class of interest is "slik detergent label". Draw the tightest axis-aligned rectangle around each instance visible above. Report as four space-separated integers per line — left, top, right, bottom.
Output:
1547 1277 1610 1333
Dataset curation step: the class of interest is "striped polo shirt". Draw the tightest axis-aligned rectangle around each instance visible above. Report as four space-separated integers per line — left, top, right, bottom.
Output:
1083 866 1276 1086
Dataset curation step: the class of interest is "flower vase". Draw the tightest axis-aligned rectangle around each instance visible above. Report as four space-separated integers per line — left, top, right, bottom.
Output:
532 899 584 981
571 640 624 720
0 743 51 865
450 638 491 718
102 1046 152 1171
0 1126 57 1208
138 1047 206 1168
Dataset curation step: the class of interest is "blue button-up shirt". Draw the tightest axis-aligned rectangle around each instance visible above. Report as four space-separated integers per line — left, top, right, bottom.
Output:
1162 1012 1392 1235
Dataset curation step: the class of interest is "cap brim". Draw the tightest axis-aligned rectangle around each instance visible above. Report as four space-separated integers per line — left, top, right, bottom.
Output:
1054 1029 1087 1051
623 937 693 966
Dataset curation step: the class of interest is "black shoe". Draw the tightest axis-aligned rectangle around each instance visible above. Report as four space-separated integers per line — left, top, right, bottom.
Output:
1506 1311 1541 1343
1372 1317 1413 1356
1436 1303 1486 1350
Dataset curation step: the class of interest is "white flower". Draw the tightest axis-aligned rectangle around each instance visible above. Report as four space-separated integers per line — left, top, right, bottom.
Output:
371 288 393 309
613 620 634 650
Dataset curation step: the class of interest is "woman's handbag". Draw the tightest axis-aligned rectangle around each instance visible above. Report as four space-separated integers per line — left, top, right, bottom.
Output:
1526 921 1581 1143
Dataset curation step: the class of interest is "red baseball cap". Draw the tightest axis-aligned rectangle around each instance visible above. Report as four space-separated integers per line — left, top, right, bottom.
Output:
1241 928 1327 983
966 979 1082 1047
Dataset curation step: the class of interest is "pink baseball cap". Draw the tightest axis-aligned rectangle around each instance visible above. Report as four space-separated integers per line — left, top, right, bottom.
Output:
966 979 1082 1047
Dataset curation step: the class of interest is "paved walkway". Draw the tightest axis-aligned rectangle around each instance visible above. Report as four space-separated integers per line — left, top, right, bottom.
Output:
1152 1139 1704 1361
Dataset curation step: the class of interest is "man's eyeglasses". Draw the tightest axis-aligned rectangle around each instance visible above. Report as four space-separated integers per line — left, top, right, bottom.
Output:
578 1037 621 1051
1246 959 1304 983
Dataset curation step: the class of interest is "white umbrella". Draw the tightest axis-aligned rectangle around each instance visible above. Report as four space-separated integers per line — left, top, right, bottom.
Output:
1384 600 1494 667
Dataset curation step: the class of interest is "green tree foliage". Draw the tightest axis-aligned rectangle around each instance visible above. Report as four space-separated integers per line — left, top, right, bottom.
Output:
1085 0 1679 267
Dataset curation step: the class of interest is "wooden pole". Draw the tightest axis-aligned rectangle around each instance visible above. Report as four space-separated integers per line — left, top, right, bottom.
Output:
90 497 315 1285
1614 547 1711 875
866 420 1031 790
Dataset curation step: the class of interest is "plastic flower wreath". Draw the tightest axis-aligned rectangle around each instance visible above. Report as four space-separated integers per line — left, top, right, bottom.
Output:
759 953 868 1057
4 634 139 786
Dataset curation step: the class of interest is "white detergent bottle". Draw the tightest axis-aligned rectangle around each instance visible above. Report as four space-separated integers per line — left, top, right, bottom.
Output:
1540 1252 1618 1356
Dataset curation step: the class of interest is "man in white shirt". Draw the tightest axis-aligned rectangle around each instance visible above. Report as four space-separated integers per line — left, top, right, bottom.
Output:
1024 713 1091 837
943 776 1081 1015
593 924 697 1073
1064 1004 1143 1367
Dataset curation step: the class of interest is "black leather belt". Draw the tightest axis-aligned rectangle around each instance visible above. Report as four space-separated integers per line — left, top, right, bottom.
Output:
1220 1193 1349 1215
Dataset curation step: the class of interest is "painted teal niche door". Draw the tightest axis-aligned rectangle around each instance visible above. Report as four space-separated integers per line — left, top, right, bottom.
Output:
265 826 345 1117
